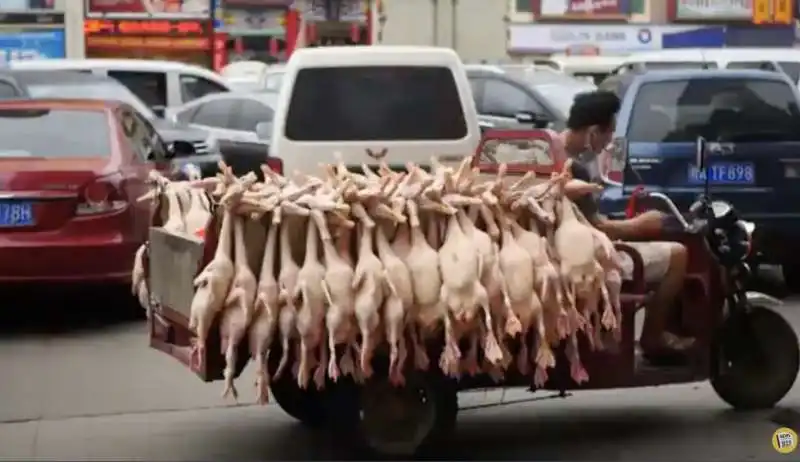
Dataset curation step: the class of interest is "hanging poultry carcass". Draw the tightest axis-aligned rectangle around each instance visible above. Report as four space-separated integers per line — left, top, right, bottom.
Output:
141 156 632 394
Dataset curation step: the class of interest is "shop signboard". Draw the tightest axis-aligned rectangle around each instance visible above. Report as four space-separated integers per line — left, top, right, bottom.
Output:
532 0 630 19
0 29 64 62
84 17 210 49
0 0 55 9
86 0 211 19
670 0 753 21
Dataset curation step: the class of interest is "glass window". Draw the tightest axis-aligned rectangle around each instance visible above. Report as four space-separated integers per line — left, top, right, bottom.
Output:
232 100 273 132
534 83 594 119
175 105 199 124
0 81 19 98
26 82 156 119
285 66 467 141
0 109 111 157
641 61 718 70
777 62 800 82
628 78 800 142
192 99 236 128
179 75 228 103
120 108 167 161
514 0 532 12
481 79 545 117
108 71 167 110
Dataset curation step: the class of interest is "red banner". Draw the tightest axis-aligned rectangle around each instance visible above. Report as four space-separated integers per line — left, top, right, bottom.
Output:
85 0 211 18
532 0 630 19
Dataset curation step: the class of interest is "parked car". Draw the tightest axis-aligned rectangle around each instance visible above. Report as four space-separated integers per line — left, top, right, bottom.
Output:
0 98 180 283
466 68 595 131
223 62 285 93
0 72 29 98
9 59 231 117
165 92 277 176
4 70 223 178
598 69 800 288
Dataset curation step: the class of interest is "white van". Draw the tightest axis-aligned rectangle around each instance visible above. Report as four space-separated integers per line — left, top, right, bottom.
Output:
614 49 800 84
271 46 481 176
534 55 627 84
9 59 231 115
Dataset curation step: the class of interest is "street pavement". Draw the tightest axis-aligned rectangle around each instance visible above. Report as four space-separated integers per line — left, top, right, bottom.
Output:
0 282 798 461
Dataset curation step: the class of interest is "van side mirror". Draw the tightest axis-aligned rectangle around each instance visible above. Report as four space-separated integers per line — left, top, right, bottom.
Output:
695 136 707 170
255 122 272 140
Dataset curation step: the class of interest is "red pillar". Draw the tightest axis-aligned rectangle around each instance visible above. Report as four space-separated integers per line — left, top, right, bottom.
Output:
285 8 299 58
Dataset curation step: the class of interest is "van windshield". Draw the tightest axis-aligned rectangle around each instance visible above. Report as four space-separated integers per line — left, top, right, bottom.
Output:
284 66 467 141
627 78 800 142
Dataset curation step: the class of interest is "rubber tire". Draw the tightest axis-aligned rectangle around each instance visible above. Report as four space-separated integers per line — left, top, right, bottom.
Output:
348 372 458 459
781 263 800 293
269 376 328 428
710 306 800 410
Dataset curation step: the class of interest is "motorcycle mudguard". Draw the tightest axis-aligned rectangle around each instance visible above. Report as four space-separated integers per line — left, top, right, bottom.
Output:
745 291 783 309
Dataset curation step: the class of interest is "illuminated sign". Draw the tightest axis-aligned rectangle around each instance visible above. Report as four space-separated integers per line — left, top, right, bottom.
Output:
83 19 209 36
86 36 209 49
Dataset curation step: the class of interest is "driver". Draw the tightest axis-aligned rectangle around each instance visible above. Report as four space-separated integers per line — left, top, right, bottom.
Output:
553 90 695 361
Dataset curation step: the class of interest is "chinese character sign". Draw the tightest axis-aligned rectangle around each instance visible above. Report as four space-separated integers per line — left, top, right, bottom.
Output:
534 0 630 18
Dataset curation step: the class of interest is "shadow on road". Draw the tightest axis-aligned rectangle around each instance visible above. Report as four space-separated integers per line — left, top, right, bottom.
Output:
0 284 144 337
206 404 779 461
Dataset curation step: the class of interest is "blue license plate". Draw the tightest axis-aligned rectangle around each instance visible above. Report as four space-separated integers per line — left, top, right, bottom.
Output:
0 201 34 227
688 162 755 185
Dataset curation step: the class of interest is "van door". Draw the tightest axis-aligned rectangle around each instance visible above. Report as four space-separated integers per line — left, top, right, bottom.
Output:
622 76 800 225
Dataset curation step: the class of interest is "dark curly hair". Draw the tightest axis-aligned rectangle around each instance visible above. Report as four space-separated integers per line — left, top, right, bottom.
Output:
566 90 620 132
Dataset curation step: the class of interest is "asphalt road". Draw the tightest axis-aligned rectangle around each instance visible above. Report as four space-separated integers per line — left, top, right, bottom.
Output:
0 281 798 461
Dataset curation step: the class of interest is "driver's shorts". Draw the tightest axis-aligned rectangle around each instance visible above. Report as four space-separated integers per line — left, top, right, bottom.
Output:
618 241 676 283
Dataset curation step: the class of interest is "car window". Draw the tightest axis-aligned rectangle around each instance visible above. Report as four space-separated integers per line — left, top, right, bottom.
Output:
777 62 800 82
175 105 200 124
641 61 718 70
180 75 228 103
191 98 236 128
285 66 467 141
628 78 800 142
120 107 168 161
468 77 483 110
27 82 157 119
232 99 273 132
0 81 19 98
481 78 545 117
0 108 111 157
107 70 167 110
534 83 594 119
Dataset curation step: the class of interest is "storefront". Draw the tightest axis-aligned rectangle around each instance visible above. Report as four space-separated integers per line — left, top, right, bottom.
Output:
668 0 794 47
216 0 289 65
0 10 65 63
282 0 375 57
84 0 214 66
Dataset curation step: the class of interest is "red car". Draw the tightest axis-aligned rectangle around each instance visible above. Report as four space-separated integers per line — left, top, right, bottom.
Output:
0 99 171 284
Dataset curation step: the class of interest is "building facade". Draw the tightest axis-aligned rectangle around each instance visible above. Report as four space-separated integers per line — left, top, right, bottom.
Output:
377 0 797 60
0 0 83 62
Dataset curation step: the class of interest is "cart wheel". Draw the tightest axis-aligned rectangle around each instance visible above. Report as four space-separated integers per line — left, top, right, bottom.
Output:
267 347 327 428
269 375 328 427
782 263 800 292
353 372 458 458
710 306 799 410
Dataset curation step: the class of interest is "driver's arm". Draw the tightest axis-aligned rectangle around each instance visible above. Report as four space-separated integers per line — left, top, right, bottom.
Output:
594 210 664 241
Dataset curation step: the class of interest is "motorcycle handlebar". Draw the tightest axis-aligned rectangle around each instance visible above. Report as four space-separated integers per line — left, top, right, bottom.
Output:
646 192 691 230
